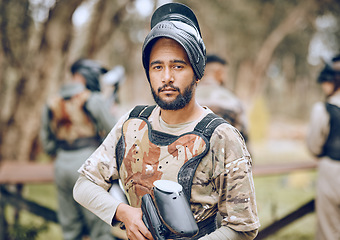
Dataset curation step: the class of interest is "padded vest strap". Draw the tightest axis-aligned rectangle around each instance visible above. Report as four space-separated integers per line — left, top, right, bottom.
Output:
128 105 156 119
117 105 157 170
140 105 157 118
129 105 148 118
194 113 228 141
179 113 228 201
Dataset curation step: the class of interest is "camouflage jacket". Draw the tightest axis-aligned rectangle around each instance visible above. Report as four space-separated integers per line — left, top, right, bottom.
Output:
78 106 260 232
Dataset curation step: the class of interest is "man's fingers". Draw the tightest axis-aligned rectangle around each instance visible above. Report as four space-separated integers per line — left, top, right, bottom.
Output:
117 205 153 240
137 220 153 240
125 218 153 240
140 226 153 240
126 228 146 240
126 229 152 240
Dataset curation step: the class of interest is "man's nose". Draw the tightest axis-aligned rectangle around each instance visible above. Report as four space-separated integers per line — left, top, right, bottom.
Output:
162 67 174 84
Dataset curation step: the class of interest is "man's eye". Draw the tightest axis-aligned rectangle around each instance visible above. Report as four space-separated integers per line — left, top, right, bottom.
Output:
174 65 183 69
153 65 162 70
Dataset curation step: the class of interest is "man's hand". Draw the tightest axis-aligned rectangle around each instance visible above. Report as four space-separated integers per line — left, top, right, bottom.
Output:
115 203 154 240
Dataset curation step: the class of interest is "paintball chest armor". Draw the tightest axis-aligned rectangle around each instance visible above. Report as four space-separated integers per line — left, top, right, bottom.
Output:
320 103 340 160
47 90 100 150
116 105 228 206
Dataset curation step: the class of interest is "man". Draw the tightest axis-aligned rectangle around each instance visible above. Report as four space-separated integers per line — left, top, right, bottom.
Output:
40 59 117 240
306 54 340 240
73 3 260 240
196 54 249 142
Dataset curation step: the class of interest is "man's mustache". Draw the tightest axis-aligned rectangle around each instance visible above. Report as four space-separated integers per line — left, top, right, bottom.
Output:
158 84 180 93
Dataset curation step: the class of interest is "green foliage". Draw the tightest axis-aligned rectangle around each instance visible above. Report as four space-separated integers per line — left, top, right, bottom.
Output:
249 96 270 141
4 184 62 240
8 223 48 240
254 173 316 239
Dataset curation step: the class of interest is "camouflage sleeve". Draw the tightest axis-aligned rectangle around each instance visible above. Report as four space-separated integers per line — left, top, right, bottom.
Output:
77 111 130 191
211 124 260 232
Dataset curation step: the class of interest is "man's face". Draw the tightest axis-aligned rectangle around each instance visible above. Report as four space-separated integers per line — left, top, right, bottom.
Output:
333 60 340 71
321 81 335 97
204 62 226 85
148 38 197 110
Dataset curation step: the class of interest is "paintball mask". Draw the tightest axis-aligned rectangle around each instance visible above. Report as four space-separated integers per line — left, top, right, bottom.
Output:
141 180 199 240
71 59 108 92
142 3 206 80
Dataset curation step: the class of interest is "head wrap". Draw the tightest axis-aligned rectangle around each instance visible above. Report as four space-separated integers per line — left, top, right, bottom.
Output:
317 62 340 94
206 54 227 65
317 64 336 83
142 3 206 79
332 54 340 63
317 62 340 82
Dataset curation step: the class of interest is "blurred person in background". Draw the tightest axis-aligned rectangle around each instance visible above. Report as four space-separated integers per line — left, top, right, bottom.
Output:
306 54 340 240
40 59 117 240
196 54 249 143
196 54 250 228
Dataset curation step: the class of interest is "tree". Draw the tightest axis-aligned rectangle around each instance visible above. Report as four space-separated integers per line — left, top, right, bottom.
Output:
0 0 339 163
0 0 84 162
0 0 136 162
187 0 339 112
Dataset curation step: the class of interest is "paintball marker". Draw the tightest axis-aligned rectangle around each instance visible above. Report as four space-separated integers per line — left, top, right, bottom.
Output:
141 180 199 240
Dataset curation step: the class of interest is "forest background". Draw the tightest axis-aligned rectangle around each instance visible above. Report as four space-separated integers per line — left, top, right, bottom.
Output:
0 0 340 239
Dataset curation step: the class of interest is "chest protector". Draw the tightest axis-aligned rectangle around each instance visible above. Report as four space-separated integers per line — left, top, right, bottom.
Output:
321 103 340 160
116 105 227 207
48 90 97 145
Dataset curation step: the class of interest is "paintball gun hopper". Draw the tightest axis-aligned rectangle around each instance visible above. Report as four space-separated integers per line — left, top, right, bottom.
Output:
141 180 199 240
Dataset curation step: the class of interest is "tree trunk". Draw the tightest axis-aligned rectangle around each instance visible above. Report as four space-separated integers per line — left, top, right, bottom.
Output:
83 0 135 58
236 0 317 106
0 0 84 162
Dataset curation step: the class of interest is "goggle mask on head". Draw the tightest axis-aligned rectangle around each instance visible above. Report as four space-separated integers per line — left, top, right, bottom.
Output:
142 3 206 79
144 20 206 79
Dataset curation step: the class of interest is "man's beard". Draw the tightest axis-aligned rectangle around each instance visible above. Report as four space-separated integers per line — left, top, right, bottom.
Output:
151 78 196 110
